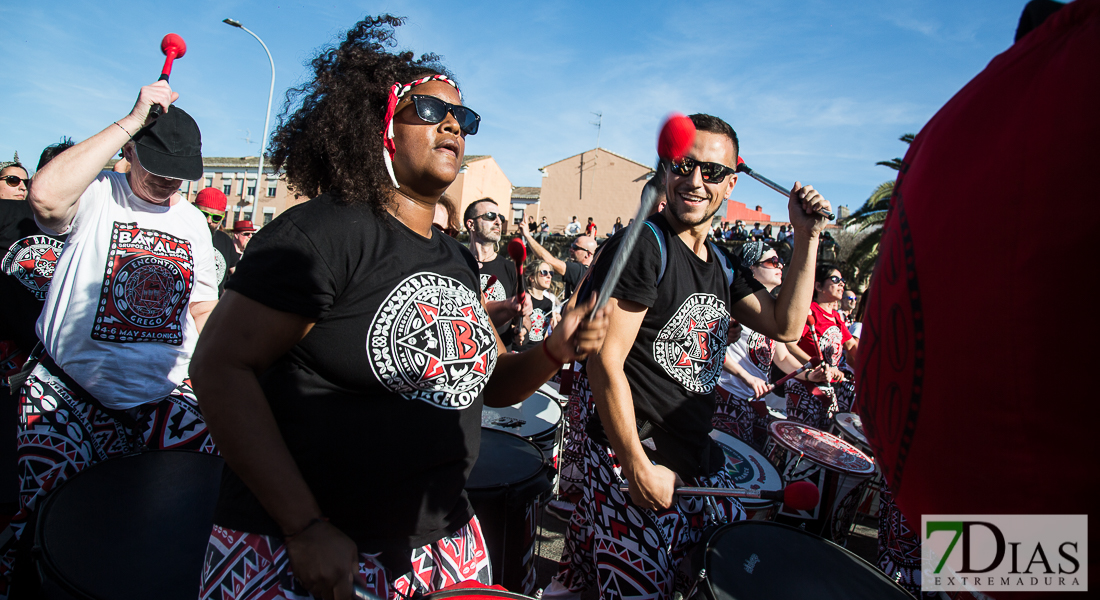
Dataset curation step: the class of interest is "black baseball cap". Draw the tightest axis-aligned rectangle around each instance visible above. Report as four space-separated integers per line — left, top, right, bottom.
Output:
132 106 203 180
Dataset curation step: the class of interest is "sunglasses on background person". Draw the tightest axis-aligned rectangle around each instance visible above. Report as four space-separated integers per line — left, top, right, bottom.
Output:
845 295 857 302
475 212 504 223
198 208 224 224
669 156 737 184
3 175 30 187
537 269 553 277
236 231 254 238
754 256 784 269
408 95 481 135
828 275 846 285
570 244 591 255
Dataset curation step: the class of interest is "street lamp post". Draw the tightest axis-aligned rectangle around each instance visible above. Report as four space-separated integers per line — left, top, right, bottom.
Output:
223 18 274 210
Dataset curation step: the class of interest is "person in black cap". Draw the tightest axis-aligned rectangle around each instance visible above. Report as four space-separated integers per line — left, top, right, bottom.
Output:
0 80 219 598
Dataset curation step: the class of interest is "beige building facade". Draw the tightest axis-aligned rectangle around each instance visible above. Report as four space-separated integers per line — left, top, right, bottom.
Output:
537 148 653 236
443 155 513 229
178 157 307 230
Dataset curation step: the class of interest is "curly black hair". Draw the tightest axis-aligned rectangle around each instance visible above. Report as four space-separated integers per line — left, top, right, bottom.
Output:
268 15 455 217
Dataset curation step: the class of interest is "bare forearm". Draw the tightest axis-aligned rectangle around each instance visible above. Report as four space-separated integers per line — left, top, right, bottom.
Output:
29 116 140 231
190 300 217 334
523 230 566 275
773 232 819 341
192 366 323 535
587 354 648 477
483 346 561 407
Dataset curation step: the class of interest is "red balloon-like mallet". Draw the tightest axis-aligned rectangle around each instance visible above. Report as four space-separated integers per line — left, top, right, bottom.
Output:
159 33 187 81
657 113 695 161
506 237 527 303
148 34 187 119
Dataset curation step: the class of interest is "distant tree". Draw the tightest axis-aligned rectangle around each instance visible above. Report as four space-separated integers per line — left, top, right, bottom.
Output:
839 133 914 289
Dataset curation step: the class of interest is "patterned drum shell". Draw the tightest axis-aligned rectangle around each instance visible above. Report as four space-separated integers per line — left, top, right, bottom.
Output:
709 429 783 521
765 421 874 543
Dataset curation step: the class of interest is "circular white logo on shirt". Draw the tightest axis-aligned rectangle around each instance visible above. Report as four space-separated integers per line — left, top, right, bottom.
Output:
652 293 729 393
113 256 186 328
3 236 65 300
746 329 775 373
819 325 843 366
368 273 497 409
213 250 227 286
529 307 548 343
480 273 506 302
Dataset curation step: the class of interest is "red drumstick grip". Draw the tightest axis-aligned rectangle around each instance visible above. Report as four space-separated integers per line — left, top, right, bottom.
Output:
149 34 187 118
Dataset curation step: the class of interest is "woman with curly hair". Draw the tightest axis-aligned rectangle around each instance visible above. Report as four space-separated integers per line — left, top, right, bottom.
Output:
191 15 608 600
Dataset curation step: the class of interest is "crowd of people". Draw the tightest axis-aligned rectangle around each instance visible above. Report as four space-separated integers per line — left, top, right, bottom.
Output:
0 5 1008 599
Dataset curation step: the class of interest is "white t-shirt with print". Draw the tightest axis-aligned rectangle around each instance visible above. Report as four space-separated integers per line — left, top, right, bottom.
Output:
36 171 218 409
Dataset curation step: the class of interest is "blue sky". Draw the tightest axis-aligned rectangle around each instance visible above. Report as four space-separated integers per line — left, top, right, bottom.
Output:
2 0 1029 219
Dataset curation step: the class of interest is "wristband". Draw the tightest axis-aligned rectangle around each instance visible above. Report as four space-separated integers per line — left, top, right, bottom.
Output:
541 340 565 365
284 516 329 540
113 121 133 138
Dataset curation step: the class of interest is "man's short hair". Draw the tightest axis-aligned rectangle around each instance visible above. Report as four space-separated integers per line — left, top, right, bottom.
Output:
463 197 497 225
38 137 75 170
688 113 739 161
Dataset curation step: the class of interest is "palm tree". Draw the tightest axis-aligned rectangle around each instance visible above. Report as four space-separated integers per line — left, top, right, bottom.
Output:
840 134 914 289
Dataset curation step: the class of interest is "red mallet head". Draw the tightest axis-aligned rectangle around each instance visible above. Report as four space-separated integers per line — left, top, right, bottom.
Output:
656 113 695 161
507 237 527 301
782 481 820 511
159 33 187 80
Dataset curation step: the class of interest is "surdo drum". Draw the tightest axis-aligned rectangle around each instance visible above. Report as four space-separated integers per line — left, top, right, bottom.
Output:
765 421 875 544
481 389 563 467
691 521 913 599
708 430 783 521
466 428 553 594
33 450 224 600
831 412 885 519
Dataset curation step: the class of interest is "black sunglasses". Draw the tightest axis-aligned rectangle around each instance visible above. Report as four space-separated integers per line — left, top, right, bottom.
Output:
2 175 30 187
755 256 784 269
433 223 459 238
570 244 591 255
828 275 845 285
475 212 503 223
408 95 481 135
670 156 737 183
198 208 224 224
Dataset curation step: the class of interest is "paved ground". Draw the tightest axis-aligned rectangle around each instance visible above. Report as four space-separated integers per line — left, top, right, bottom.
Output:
526 503 881 598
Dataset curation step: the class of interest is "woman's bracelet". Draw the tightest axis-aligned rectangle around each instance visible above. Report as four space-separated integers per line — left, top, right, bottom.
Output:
541 340 565 365
284 516 329 540
113 121 133 138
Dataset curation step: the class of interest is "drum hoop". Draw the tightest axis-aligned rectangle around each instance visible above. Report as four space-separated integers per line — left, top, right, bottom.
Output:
466 428 549 491
33 449 224 600
424 587 534 600
702 520 910 593
767 421 874 475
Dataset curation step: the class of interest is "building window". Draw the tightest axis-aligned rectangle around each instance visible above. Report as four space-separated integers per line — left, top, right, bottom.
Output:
236 180 244 195
512 207 524 225
263 207 276 225
247 186 256 197
204 176 213 188
267 185 277 198
222 183 232 195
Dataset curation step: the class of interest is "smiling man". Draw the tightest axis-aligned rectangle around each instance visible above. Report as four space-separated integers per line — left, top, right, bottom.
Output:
549 113 832 600
0 81 218 597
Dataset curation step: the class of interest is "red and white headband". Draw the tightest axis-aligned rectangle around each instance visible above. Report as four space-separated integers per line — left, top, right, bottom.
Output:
380 74 461 188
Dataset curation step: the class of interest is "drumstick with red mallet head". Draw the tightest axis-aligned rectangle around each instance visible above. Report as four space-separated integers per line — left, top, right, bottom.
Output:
618 480 820 511
736 156 835 221
593 113 696 312
148 33 187 118
506 237 528 335
755 355 823 399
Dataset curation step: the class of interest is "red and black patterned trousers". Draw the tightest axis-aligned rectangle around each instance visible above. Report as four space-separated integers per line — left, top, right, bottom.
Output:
554 437 746 600
0 356 215 599
199 517 492 600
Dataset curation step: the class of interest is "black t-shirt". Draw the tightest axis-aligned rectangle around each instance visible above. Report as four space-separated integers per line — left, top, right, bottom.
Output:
0 201 67 350
516 292 555 353
210 229 240 296
562 260 587 302
586 213 763 477
476 252 518 350
215 194 498 568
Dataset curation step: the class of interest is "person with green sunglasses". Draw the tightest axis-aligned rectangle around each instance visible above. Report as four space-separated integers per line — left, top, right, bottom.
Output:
194 187 239 296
